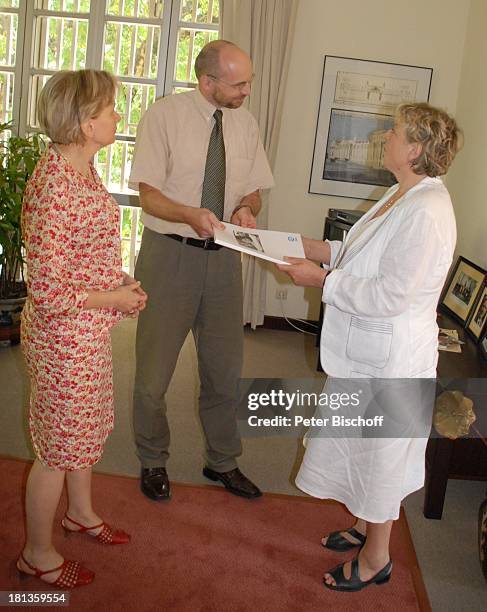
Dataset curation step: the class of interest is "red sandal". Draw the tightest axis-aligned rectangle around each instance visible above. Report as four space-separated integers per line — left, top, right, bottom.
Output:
61 514 130 545
17 552 94 589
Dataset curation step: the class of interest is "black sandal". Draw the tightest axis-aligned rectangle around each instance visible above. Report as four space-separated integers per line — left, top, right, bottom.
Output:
322 527 366 551
323 556 392 592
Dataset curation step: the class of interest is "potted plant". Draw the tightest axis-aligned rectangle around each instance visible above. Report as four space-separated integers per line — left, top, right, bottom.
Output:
0 122 44 345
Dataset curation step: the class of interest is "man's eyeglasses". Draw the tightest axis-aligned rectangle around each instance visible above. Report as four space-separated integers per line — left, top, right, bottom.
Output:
207 74 254 91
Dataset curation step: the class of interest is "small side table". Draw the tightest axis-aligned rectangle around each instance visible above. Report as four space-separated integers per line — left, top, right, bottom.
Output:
423 313 487 519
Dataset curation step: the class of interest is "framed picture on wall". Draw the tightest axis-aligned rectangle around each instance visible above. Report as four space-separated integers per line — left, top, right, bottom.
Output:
308 56 433 200
466 283 487 342
440 257 486 325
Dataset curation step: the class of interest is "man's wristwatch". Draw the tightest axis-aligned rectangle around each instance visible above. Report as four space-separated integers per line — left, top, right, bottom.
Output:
232 204 253 216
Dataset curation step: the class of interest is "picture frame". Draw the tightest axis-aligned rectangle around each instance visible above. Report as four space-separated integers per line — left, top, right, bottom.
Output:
308 56 433 200
440 257 486 325
466 283 487 342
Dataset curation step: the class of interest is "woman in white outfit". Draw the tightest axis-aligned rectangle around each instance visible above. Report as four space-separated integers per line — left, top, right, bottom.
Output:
278 102 461 592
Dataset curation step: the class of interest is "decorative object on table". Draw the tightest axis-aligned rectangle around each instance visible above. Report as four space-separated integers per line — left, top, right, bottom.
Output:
466 283 487 342
438 328 463 353
433 390 475 439
479 493 487 581
308 55 433 200
440 256 486 325
0 122 44 345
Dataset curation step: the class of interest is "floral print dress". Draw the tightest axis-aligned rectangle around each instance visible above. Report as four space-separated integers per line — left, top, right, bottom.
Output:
21 145 124 470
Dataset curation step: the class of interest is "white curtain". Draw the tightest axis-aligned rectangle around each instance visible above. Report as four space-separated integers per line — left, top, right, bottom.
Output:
222 0 298 328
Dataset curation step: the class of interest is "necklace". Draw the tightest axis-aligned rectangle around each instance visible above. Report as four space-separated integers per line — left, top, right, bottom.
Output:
370 189 404 221
382 190 404 211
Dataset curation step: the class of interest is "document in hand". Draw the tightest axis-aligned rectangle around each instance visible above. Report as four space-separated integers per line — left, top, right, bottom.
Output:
214 223 305 265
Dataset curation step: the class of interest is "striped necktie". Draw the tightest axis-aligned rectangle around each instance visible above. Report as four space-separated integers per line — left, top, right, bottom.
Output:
200 109 225 220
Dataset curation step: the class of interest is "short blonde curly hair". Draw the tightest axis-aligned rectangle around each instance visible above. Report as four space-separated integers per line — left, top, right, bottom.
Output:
396 102 462 177
37 69 117 145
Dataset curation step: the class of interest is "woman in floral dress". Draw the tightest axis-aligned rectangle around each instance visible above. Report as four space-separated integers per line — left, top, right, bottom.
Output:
17 70 147 588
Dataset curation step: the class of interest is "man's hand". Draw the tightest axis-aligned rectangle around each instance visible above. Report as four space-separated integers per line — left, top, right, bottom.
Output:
231 191 260 228
231 205 257 228
138 184 224 239
184 208 225 238
276 258 328 288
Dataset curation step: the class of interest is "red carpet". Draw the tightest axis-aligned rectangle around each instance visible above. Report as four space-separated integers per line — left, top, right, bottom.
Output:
0 457 430 611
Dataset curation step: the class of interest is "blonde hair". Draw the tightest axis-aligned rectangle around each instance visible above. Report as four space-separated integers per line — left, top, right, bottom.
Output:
37 69 117 145
396 102 462 177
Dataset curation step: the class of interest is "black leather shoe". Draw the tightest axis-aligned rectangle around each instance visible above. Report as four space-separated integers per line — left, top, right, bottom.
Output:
140 467 170 501
202 467 262 499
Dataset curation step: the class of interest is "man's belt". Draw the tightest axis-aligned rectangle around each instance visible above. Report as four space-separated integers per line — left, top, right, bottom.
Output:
165 234 223 250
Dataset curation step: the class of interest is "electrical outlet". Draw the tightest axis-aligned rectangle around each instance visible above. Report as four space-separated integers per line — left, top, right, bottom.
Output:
275 289 287 300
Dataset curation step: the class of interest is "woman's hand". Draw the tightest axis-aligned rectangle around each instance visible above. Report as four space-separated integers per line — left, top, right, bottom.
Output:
121 273 148 317
112 281 148 317
302 237 331 264
276 258 328 288
85 277 147 315
122 272 134 285
123 273 148 296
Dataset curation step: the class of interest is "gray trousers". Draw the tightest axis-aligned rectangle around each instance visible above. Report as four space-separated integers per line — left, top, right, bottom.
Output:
133 228 243 471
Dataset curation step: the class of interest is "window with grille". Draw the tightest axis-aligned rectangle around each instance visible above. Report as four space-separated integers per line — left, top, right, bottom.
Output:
0 0 21 132
0 0 220 273
174 0 219 91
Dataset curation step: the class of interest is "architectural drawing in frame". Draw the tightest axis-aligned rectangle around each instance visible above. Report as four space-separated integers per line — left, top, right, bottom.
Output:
334 72 418 113
309 56 433 200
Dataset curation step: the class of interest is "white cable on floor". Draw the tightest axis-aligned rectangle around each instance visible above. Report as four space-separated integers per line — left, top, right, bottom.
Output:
279 296 318 336
293 318 319 329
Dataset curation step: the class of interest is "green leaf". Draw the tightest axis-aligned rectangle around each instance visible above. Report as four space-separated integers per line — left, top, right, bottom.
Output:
0 122 45 298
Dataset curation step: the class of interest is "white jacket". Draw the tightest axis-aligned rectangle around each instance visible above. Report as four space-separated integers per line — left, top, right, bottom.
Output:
321 177 456 378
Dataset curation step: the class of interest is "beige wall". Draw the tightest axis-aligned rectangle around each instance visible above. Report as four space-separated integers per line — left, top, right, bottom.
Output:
265 0 470 320
444 0 487 270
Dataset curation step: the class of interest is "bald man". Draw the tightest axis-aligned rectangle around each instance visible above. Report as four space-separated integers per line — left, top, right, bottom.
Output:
129 40 274 501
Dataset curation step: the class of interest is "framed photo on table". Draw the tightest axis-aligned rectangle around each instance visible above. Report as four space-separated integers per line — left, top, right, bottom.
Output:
440 256 486 325
308 56 433 200
466 283 487 342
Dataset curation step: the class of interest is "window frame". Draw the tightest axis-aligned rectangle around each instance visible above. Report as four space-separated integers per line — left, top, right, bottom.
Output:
2 0 220 273
0 1 27 131
9 1 220 172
